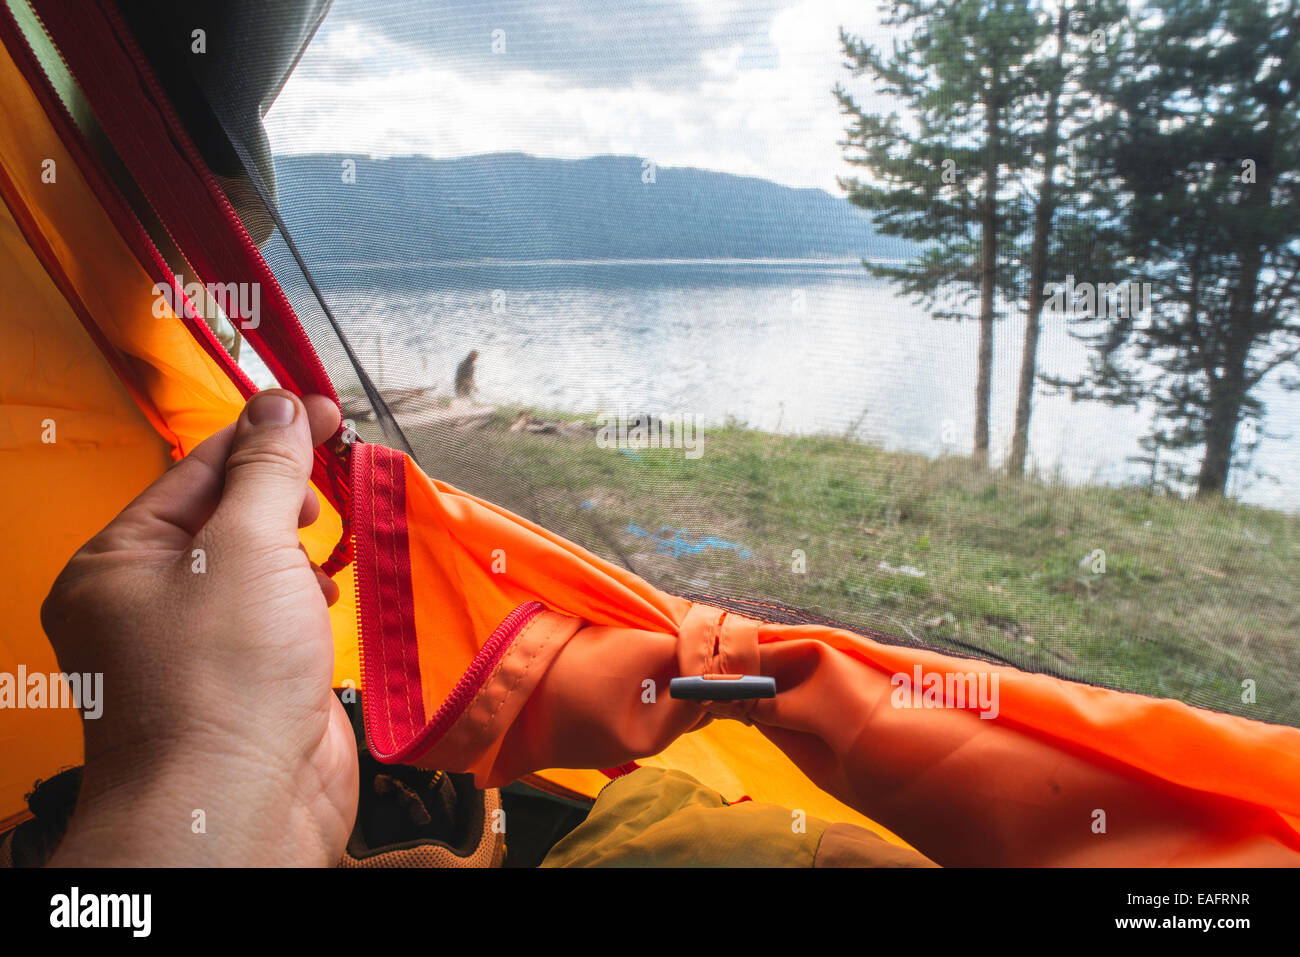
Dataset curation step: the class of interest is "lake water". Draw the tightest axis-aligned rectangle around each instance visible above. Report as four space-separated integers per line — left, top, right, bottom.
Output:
244 259 1300 511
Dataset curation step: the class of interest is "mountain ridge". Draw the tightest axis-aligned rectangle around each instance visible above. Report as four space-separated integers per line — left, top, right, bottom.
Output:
273 152 914 262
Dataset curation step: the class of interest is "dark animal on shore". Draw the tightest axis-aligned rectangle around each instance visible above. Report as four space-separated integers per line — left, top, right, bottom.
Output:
455 350 479 398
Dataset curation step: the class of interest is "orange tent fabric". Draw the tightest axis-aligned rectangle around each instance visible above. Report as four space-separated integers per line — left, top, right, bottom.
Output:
0 25 357 822
4 0 1300 868
351 442 1300 866
0 179 169 825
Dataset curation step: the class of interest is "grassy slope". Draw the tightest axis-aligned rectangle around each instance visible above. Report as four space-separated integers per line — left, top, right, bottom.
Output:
397 408 1300 728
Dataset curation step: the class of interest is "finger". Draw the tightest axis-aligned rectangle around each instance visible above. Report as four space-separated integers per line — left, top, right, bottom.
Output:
298 487 321 529
89 423 238 551
86 392 341 553
315 565 340 607
303 393 342 446
209 390 315 548
297 394 342 528
300 546 341 606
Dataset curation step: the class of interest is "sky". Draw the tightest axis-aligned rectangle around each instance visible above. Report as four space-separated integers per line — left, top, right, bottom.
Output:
263 0 903 192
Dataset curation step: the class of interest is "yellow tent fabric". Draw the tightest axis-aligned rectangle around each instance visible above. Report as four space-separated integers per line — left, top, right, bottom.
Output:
0 36 358 824
0 24 932 843
6 6 1297 865
0 25 905 837
0 187 170 825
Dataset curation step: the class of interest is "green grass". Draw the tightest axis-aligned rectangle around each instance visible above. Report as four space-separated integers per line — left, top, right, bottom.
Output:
391 407 1300 728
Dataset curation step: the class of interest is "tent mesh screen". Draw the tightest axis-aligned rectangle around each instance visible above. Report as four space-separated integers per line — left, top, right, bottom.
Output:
111 0 1300 728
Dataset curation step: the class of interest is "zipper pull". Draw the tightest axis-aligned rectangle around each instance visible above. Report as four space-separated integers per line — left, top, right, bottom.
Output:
669 674 776 701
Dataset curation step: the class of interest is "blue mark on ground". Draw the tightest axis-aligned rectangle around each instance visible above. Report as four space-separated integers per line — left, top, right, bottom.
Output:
626 522 752 560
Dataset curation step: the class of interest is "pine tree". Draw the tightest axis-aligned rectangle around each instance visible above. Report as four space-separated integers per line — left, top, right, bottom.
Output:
1061 0 1300 498
1007 0 1127 477
837 0 1044 464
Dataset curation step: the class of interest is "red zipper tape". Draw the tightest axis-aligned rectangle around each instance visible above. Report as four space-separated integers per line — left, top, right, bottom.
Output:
27 0 349 513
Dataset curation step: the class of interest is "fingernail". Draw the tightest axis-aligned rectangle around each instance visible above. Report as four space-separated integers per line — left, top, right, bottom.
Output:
246 392 296 427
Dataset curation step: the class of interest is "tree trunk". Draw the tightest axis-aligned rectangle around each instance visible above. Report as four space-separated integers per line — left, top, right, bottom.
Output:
1196 117 1273 498
975 100 1001 466
1010 6 1067 478
1196 387 1240 497
1196 266 1258 497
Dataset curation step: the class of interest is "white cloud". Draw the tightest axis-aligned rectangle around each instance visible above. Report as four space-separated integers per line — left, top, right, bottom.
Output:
264 1 900 191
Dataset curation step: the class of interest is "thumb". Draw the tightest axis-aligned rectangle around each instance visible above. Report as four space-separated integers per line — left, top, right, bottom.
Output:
211 390 314 547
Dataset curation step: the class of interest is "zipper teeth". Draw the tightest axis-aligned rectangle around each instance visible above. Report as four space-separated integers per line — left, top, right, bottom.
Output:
351 444 404 765
351 444 382 761
7 1 363 581
96 0 353 511
411 601 547 755
352 554 367 716
21 5 80 103
351 457 367 728
15 5 351 516
5 2 259 400
54 5 533 769
350 443 543 760
92 0 343 410
20 2 360 729
97 1 340 407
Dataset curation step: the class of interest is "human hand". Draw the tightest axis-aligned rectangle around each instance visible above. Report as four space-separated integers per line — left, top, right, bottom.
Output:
40 390 358 866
